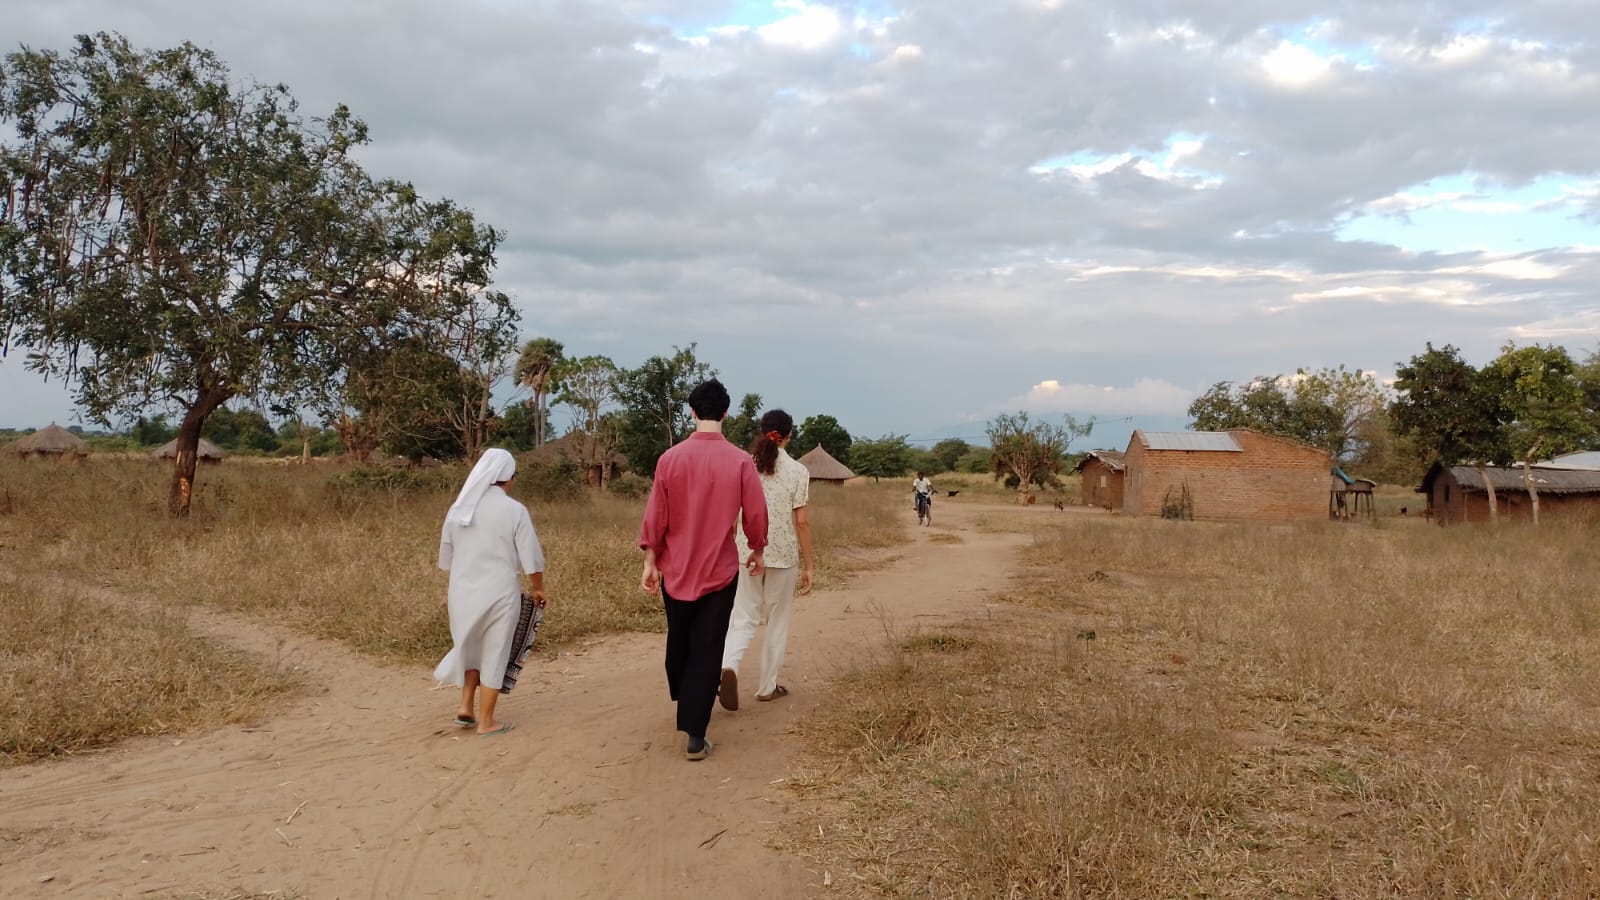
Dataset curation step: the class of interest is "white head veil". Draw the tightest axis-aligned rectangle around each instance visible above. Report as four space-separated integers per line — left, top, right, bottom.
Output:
445 448 518 527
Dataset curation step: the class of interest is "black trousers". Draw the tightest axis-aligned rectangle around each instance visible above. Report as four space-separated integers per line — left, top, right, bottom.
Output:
661 578 738 740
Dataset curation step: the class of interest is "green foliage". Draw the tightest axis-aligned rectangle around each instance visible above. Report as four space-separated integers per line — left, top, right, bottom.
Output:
515 457 587 505
791 414 853 465
498 401 552 452
515 337 566 447
986 412 1093 500
1391 343 1511 467
0 33 515 512
850 434 913 482
613 344 716 476
724 393 765 452
1188 366 1387 460
956 447 993 474
202 407 279 454
606 472 652 500
130 416 177 447
1485 343 1594 464
929 438 972 473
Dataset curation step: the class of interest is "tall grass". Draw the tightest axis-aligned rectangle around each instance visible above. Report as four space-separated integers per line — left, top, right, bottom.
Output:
0 457 906 664
0 573 297 766
791 515 1600 896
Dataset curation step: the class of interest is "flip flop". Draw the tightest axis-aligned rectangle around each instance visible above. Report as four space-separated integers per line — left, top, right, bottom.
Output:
478 723 515 737
453 715 477 727
756 685 789 702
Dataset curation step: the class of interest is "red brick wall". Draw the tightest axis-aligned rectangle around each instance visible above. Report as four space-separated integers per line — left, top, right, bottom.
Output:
1123 430 1330 521
1079 459 1124 510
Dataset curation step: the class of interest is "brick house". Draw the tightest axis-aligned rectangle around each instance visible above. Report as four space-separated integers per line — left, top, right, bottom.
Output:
1419 462 1600 524
1121 430 1331 521
1072 450 1125 510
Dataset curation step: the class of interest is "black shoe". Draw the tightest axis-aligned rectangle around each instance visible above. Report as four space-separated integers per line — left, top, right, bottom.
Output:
718 668 740 711
686 736 713 761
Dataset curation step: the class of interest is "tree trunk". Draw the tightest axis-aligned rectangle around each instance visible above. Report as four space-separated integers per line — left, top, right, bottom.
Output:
1522 437 1545 526
168 391 229 517
1477 464 1498 525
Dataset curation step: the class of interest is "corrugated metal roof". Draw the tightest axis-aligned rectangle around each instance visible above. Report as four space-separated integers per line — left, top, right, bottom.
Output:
1536 451 1600 471
1072 450 1126 473
1441 465 1600 494
1141 431 1242 452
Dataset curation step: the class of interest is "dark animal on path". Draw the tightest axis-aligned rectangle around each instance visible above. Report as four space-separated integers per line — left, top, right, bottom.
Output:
946 490 960 498
1399 507 1407 516
1053 499 1064 510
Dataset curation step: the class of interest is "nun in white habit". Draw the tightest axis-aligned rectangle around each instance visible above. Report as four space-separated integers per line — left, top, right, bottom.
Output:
433 448 546 736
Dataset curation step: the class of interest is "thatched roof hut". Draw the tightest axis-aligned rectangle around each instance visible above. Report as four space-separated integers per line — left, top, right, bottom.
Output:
150 437 227 463
9 423 90 459
524 432 628 486
798 446 854 484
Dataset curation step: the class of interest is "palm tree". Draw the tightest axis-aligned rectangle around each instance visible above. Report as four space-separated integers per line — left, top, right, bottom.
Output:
515 337 566 447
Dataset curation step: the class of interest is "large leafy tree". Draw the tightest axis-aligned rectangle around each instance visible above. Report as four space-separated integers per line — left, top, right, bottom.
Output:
613 343 715 475
1188 366 1387 461
0 34 509 513
1485 342 1594 524
1392 343 1511 521
849 434 913 482
555 354 624 484
791 414 853 464
514 337 566 448
929 438 972 473
986 412 1093 505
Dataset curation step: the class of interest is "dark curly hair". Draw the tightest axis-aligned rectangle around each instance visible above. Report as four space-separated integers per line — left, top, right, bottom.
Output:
749 409 795 476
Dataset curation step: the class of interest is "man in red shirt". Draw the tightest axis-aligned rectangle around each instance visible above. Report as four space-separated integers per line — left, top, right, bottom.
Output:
639 379 769 760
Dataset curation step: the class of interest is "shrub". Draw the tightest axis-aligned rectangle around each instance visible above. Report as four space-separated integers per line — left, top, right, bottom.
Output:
517 457 587 504
607 472 652 500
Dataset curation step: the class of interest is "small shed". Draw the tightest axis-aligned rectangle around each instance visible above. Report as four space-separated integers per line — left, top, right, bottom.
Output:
9 423 90 460
1419 462 1600 524
1329 467 1378 519
1121 429 1331 521
150 437 227 464
798 446 854 484
1072 450 1125 510
525 431 627 487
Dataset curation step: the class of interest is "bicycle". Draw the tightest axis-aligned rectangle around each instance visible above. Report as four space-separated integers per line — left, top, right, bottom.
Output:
914 490 932 527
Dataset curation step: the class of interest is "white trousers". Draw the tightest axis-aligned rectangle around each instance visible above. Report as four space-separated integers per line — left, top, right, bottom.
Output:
720 565 800 698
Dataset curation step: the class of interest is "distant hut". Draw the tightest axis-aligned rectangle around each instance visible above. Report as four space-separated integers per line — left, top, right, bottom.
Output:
150 437 227 464
798 446 854 484
9 423 91 460
1072 450 1125 510
525 432 627 487
1420 462 1600 524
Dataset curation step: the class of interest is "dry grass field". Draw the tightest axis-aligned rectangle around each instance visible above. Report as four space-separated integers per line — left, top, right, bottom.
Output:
790 512 1600 897
0 456 905 765
0 573 298 766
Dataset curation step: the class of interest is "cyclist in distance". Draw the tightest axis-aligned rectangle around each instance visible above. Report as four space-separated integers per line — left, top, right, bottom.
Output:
912 470 934 526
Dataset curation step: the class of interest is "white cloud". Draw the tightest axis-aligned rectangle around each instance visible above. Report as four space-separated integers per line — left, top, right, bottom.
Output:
757 1 842 50
1260 41 1337 86
1008 379 1197 416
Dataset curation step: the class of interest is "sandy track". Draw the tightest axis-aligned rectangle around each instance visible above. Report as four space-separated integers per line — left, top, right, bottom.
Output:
1 500 1045 899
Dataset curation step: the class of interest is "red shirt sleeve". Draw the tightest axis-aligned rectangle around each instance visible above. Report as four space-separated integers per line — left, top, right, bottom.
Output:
639 457 669 551
739 455 769 552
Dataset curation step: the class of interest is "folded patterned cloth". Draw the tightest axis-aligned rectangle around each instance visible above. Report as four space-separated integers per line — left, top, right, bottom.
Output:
500 593 546 694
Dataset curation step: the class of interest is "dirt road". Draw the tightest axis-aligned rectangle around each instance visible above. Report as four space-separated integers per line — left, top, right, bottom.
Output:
1 501 1045 899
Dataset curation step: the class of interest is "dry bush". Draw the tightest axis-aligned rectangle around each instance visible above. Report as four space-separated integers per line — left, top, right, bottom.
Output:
792 515 1600 897
0 457 906 664
0 574 296 766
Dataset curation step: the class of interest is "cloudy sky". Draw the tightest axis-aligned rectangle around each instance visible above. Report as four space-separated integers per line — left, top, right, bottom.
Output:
5 0 1600 448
